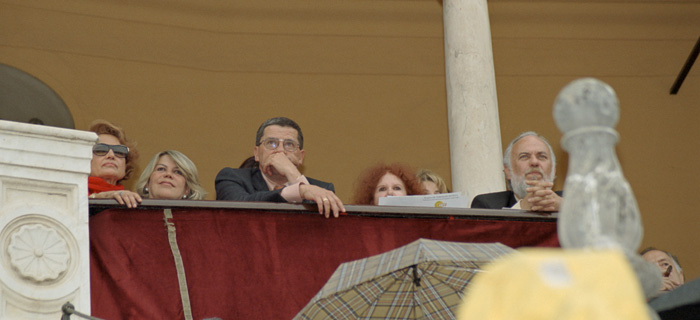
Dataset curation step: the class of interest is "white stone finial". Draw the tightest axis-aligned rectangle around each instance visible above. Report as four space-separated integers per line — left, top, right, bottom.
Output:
553 78 642 251
553 78 660 299
553 78 619 134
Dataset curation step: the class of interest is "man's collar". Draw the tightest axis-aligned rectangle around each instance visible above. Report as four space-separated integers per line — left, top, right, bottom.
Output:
259 169 287 191
513 191 522 202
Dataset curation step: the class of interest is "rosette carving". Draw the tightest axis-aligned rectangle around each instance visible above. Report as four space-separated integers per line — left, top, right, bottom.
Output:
7 224 70 281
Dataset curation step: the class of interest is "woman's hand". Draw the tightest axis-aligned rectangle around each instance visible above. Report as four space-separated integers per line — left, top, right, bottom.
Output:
91 190 142 208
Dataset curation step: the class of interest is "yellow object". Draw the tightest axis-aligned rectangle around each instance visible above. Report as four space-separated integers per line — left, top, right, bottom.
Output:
457 249 651 320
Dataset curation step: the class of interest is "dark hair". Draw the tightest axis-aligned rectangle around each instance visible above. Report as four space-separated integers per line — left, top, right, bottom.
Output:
353 162 424 205
640 247 682 271
255 117 304 149
88 119 139 183
239 156 257 169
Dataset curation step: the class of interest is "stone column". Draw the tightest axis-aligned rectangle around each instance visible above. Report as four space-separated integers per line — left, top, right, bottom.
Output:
0 120 96 318
443 0 505 204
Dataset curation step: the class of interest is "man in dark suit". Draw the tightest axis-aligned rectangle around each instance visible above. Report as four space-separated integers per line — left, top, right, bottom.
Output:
216 117 345 218
471 131 562 211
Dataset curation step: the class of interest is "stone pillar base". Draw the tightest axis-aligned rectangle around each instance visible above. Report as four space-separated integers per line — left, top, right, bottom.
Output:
0 120 96 319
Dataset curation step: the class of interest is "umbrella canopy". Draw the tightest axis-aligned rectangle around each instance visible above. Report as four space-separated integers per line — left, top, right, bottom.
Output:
295 239 515 320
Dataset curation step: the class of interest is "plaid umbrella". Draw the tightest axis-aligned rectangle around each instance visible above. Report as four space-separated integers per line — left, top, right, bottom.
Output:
295 239 515 320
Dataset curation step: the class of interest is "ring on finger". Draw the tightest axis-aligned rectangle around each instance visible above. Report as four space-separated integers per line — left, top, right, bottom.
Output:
322 198 329 202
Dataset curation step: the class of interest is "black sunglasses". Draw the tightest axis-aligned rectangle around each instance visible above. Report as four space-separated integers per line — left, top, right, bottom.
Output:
92 143 129 158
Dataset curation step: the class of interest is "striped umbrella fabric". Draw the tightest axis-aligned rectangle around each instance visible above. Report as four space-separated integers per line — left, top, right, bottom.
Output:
295 239 515 320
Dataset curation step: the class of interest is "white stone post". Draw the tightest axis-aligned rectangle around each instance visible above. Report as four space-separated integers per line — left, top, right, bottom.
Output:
0 120 96 319
553 78 659 299
443 0 505 205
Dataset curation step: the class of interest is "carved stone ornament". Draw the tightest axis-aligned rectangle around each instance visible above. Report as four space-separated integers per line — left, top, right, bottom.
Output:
7 224 70 282
553 78 660 299
553 77 642 251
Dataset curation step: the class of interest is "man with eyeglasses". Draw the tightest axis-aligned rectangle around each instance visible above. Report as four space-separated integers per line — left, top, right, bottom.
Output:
215 117 345 218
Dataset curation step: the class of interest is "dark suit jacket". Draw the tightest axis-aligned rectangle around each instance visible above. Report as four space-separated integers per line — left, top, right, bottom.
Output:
471 190 563 209
215 167 335 202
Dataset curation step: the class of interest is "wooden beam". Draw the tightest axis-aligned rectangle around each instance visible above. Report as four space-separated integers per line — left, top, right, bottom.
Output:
670 36 700 95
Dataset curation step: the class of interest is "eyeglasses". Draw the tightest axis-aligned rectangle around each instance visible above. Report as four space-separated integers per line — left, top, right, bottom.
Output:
258 138 300 152
92 143 129 158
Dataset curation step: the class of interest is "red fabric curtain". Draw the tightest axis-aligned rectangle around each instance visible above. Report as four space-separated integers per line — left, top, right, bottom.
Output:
91 208 558 319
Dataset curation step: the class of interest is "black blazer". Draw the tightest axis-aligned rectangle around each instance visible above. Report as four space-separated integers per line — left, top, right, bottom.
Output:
215 167 334 202
471 190 563 209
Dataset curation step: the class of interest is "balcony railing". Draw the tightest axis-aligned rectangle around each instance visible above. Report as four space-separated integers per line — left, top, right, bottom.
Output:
89 199 558 319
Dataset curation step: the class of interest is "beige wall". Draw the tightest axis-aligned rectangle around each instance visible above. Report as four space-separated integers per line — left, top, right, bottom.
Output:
1 0 699 280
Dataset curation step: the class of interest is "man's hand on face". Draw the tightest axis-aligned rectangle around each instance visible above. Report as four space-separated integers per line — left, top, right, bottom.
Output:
261 152 302 182
520 180 561 212
660 277 683 293
299 184 346 218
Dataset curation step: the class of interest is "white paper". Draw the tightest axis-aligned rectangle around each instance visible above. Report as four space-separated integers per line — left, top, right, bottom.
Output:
377 192 469 208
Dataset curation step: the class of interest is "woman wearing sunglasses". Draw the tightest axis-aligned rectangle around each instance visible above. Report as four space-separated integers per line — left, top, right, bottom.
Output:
88 119 142 208
134 150 206 200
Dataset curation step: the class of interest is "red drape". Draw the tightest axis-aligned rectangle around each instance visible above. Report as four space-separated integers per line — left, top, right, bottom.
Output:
90 208 558 319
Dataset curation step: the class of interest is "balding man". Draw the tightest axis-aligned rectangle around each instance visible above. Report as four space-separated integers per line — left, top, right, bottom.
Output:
471 131 563 211
641 247 685 295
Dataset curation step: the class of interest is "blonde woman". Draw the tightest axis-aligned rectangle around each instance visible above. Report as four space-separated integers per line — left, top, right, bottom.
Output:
135 150 207 200
416 169 450 195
